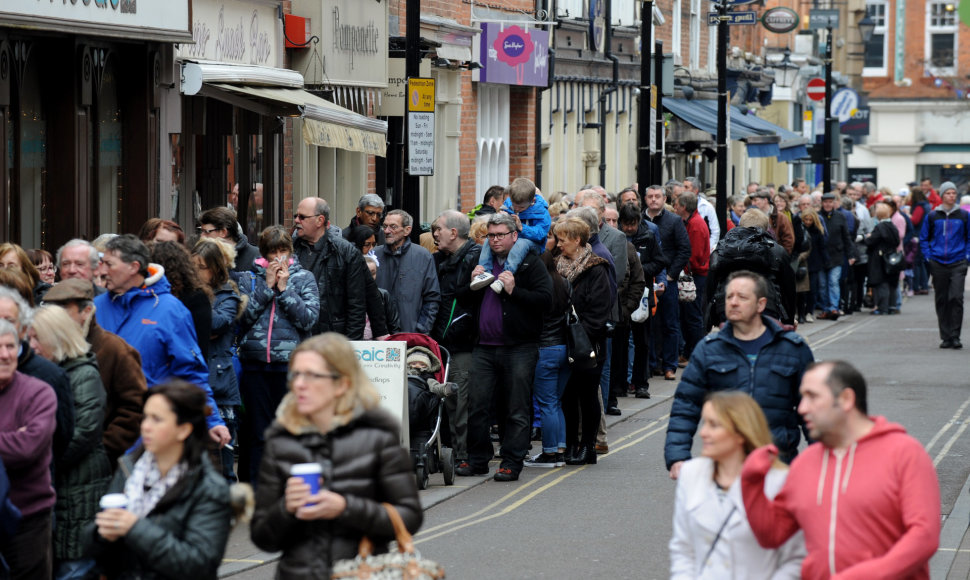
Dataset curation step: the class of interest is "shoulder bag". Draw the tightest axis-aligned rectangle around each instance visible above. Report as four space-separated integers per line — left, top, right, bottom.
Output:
331 503 445 580
882 249 904 276
565 304 598 370
678 269 697 303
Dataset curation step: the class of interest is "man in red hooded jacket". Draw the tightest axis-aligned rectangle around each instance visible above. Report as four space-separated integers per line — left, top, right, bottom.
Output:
741 360 940 579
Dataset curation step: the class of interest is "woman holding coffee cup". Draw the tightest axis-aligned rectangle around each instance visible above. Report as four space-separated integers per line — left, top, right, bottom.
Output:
251 333 422 578
85 381 232 579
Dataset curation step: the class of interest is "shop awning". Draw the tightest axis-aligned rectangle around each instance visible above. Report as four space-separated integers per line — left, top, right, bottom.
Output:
664 98 808 162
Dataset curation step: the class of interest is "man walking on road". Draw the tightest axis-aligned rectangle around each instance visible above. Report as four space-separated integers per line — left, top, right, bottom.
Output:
741 360 940 579
664 271 813 479
919 181 970 349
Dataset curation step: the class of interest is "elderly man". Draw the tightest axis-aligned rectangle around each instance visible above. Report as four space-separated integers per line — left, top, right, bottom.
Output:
93 235 229 446
374 209 440 334
42 278 146 463
0 319 58 579
817 192 856 320
292 196 370 338
750 187 795 254
431 210 482 467
198 206 260 272
57 239 107 296
343 193 386 246
457 213 552 482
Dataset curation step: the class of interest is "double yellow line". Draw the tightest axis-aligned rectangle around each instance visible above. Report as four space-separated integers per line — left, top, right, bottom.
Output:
415 414 671 544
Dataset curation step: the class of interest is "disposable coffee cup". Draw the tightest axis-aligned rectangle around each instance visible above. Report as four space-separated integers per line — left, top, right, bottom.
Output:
290 463 323 497
99 493 128 511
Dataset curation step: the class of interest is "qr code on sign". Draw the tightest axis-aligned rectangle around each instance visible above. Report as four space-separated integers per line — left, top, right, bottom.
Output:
386 348 401 362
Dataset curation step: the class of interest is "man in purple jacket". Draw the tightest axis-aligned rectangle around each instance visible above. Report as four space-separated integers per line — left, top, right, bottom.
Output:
0 318 58 579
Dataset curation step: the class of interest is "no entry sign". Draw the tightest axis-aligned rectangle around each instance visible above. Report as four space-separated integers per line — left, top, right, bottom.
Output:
806 77 826 101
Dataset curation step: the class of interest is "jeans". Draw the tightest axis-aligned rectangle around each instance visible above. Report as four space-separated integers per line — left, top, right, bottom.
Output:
819 265 842 312
218 405 239 483
599 337 612 409
928 260 968 341
479 238 540 273
532 345 570 453
54 558 97 580
651 280 681 371
913 255 929 292
442 350 472 462
679 274 706 360
467 344 539 473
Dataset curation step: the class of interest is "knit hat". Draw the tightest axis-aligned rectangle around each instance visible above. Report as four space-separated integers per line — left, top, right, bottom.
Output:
405 345 441 374
940 181 957 194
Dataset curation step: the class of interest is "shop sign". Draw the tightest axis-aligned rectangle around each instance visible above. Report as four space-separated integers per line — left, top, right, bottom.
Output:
352 341 407 445
290 0 388 88
176 1 280 67
761 7 800 34
840 107 870 137
0 0 190 42
478 24 550 87
377 58 431 117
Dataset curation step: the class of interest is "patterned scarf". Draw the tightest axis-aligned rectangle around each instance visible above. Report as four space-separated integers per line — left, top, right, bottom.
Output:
124 451 187 518
555 244 595 283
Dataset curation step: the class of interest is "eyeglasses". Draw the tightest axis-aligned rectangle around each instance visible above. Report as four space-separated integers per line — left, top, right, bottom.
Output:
486 231 514 241
37 264 57 274
383 224 403 232
197 226 221 235
287 370 342 383
294 213 322 221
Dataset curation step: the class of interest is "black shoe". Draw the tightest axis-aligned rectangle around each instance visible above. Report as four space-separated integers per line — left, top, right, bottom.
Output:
941 339 955 349
524 452 563 468
953 339 963 349
606 406 621 416
635 388 651 399
455 462 489 477
565 445 589 465
530 427 542 441
493 467 519 481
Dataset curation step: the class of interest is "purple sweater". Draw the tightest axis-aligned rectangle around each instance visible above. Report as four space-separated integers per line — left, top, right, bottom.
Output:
0 371 57 517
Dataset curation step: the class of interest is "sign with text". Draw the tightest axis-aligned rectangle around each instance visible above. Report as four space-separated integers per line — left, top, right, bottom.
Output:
708 11 758 26
352 341 408 446
407 78 436 113
289 0 388 87
408 113 435 176
831 88 860 123
0 0 190 41
477 24 550 87
809 9 839 30
840 107 870 136
377 59 431 117
175 1 281 67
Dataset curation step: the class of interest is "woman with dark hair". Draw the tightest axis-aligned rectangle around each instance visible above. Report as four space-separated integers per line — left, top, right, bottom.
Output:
800 209 829 322
236 225 320 483
138 218 186 245
346 224 391 339
0 242 48 303
865 202 901 315
27 248 57 285
344 224 378 258
252 333 421 578
86 380 232 579
192 237 247 482
150 241 214 362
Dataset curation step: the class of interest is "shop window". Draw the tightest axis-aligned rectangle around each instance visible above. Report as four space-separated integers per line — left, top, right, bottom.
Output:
863 1 888 76
476 84 509 199
689 0 700 70
18 65 46 249
97 61 123 235
926 1 957 75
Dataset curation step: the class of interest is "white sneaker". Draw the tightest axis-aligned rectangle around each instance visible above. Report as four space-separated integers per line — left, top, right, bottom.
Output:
631 288 651 323
470 272 495 290
805 313 815 323
490 279 505 294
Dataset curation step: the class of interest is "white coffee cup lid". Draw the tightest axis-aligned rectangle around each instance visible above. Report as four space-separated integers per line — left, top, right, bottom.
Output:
290 462 323 475
100 493 128 509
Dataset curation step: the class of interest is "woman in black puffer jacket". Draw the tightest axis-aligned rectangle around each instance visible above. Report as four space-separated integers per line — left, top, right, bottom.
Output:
251 333 421 579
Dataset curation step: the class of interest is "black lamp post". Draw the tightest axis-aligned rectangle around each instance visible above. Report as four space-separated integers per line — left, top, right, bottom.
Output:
822 26 833 195
715 0 729 236
769 48 799 89
637 0 654 199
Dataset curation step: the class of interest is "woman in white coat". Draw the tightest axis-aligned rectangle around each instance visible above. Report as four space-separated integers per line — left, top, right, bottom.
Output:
669 391 805 579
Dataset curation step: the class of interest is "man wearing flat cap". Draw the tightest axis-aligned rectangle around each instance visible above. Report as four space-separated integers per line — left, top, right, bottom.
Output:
44 278 146 463
817 192 857 320
919 181 970 349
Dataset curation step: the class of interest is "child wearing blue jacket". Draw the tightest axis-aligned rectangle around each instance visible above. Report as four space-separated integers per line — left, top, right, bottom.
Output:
471 178 551 293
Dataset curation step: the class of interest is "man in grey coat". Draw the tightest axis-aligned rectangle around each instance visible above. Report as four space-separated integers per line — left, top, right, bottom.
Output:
374 210 441 334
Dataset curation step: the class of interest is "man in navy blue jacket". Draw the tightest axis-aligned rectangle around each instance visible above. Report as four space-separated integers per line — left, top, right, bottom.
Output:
919 181 970 349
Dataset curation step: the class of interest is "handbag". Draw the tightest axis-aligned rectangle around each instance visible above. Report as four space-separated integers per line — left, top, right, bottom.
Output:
331 503 445 580
678 270 697 303
882 249 904 276
565 304 598 370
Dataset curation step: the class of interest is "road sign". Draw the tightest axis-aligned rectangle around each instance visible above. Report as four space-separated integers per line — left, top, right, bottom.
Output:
809 9 839 29
806 77 826 102
831 87 860 123
708 11 757 25
407 78 435 113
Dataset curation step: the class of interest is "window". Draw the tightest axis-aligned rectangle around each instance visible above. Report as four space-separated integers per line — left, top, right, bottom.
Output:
863 1 888 76
926 1 957 74
476 84 509 200
672 0 682 65
689 0 701 70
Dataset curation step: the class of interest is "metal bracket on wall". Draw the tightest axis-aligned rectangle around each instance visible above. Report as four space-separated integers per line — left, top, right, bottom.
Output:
12 40 31 97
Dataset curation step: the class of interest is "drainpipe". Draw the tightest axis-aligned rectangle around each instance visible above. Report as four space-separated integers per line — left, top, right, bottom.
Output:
599 0 619 186
536 0 554 189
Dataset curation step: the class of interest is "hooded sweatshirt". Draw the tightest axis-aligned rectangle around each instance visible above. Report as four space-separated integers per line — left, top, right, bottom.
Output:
741 416 940 580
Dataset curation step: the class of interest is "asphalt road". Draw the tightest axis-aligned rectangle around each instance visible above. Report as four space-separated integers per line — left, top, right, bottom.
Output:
221 287 970 579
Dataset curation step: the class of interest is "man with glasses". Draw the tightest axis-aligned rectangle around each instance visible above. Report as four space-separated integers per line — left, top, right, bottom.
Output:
292 197 369 339
197 206 260 272
342 194 386 246
373 209 440 334
56 239 107 296
456 212 552 482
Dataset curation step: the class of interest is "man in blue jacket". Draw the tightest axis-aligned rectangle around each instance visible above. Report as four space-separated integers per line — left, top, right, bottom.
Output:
94 235 229 446
919 181 970 349
664 270 814 479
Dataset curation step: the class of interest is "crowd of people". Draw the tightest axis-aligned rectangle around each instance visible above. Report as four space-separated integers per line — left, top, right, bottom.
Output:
0 172 960 578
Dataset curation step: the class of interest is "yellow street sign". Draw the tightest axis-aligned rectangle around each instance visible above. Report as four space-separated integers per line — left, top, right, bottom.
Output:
408 78 435 112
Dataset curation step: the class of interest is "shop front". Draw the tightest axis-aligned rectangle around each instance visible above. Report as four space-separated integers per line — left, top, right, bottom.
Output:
0 1 191 250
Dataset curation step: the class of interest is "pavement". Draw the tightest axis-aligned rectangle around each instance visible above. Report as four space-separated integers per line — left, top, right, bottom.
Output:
218 308 970 579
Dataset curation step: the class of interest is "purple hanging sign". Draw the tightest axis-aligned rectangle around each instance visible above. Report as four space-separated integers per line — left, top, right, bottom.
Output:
479 23 549 87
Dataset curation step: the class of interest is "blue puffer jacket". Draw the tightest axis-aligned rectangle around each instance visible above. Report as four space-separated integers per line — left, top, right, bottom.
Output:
664 316 814 469
237 257 320 364
208 284 242 406
502 192 551 246
920 205 970 265
94 265 223 431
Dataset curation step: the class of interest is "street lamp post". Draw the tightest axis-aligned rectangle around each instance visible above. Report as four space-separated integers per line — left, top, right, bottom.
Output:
638 0 654 198
715 0 729 236
822 25 833 194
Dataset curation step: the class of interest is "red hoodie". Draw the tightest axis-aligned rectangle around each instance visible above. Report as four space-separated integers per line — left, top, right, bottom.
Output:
741 416 940 579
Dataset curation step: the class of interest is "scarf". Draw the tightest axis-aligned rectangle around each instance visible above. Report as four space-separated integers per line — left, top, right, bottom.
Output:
124 451 187 518
555 244 594 283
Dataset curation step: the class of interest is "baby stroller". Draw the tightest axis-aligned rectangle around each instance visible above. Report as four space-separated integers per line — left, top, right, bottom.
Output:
386 333 456 490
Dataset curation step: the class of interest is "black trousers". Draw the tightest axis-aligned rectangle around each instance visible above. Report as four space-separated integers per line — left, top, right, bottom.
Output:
928 260 968 341
0 509 52 580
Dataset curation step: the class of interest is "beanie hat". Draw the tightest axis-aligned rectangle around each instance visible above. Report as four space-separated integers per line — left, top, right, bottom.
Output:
940 181 957 194
406 350 432 370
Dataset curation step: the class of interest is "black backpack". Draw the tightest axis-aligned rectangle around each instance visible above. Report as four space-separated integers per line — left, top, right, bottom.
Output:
707 228 789 326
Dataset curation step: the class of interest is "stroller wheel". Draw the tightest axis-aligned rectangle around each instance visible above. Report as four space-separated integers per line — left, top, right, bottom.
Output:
415 465 429 490
441 447 455 486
